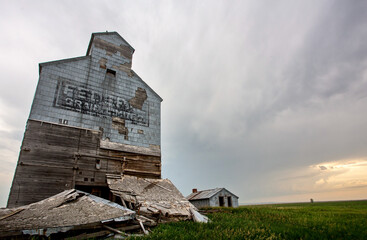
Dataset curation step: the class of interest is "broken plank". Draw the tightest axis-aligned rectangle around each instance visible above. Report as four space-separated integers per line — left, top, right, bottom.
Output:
0 208 25 221
103 225 126 235
142 178 172 192
138 220 149 235
64 230 110 240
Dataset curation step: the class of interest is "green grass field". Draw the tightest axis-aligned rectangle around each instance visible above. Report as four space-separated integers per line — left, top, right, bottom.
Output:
131 200 367 240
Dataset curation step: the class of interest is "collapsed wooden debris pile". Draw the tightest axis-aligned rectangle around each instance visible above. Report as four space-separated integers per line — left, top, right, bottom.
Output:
0 177 208 239
107 174 206 223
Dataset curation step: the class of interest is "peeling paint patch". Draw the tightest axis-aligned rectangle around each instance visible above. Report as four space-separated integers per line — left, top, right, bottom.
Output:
99 58 107 69
112 62 133 77
93 38 133 59
149 144 160 151
112 117 129 140
129 88 147 110
138 129 144 134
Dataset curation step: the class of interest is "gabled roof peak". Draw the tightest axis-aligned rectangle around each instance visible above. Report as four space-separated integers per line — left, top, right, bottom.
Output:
86 31 135 56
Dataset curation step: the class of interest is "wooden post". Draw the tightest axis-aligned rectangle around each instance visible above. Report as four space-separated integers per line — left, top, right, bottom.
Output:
72 154 80 189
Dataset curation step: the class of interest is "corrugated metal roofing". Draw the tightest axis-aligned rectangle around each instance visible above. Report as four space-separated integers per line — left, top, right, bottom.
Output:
186 188 223 200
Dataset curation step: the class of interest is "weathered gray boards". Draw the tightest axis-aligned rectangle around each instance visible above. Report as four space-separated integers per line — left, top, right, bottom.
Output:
7 32 163 208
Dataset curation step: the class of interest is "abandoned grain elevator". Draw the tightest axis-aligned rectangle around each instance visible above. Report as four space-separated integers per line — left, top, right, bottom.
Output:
7 32 163 208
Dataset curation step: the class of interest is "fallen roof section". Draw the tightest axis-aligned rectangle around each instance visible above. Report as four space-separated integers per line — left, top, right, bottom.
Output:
0 177 208 238
0 189 135 238
107 174 207 222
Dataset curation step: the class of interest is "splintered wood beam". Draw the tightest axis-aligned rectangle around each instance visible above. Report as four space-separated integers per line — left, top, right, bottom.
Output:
123 169 161 176
118 224 141 231
0 209 25 221
120 197 128 208
138 220 149 235
64 230 110 240
75 153 127 161
102 225 126 235
100 140 161 157
75 152 160 163
142 178 171 192
19 162 74 170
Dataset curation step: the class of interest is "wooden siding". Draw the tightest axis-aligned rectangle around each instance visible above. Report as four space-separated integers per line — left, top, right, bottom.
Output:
7 119 161 208
189 199 210 209
209 189 239 208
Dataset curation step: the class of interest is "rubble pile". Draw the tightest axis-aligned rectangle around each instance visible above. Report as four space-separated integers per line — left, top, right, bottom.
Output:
0 177 208 239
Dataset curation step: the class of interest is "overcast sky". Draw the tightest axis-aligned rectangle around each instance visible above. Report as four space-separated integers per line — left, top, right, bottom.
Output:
1 0 367 207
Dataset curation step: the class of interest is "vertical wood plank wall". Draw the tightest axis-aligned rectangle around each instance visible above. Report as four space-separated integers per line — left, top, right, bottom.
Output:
7 119 161 208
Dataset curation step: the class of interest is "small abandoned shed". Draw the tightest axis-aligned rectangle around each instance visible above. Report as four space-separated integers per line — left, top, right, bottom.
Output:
187 188 239 208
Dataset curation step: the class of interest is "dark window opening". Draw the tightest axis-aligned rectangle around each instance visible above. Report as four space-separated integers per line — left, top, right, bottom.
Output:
75 185 111 200
58 119 68 125
84 177 88 181
106 68 116 77
227 196 232 207
91 178 95 182
95 159 101 170
74 186 136 210
219 196 225 207
114 195 123 205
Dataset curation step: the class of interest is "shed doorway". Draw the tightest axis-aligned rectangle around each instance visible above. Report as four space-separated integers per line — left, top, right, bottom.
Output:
219 196 225 207
227 196 232 207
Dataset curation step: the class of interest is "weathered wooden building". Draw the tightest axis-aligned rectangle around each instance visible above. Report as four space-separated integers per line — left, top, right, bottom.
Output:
7 32 163 208
187 188 239 208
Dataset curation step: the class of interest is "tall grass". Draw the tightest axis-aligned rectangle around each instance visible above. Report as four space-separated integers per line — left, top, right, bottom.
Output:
130 200 367 240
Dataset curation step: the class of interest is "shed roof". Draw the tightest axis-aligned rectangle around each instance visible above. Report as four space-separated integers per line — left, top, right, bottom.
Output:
186 188 239 200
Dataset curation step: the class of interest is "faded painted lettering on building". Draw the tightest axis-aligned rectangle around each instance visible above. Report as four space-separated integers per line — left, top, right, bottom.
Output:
54 80 148 125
